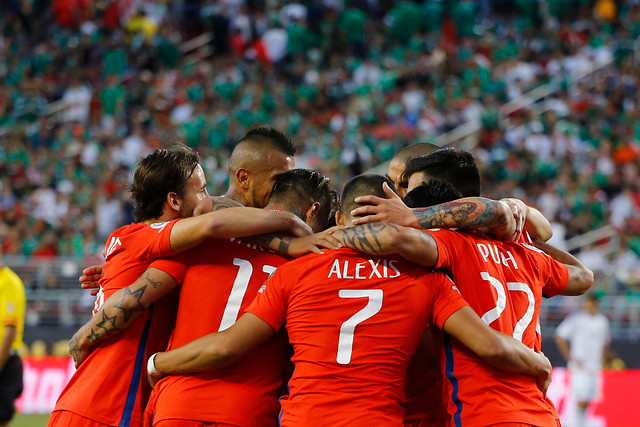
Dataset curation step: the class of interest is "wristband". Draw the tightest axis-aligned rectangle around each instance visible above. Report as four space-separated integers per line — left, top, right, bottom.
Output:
147 352 159 375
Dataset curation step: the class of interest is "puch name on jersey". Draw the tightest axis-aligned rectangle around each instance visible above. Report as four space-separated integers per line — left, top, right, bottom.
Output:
476 243 519 270
328 258 401 279
104 236 123 259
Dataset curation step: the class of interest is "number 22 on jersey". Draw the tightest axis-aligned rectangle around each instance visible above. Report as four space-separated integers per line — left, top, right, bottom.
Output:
480 271 535 344
336 289 384 365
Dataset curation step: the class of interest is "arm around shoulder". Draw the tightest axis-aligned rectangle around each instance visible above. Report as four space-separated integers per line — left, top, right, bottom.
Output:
533 240 594 296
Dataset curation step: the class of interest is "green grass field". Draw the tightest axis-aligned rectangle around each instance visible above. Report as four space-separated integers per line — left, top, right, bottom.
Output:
13 414 50 427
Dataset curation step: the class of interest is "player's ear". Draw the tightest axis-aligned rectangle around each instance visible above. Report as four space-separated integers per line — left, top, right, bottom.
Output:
166 191 181 213
235 168 251 190
307 202 320 219
335 211 346 226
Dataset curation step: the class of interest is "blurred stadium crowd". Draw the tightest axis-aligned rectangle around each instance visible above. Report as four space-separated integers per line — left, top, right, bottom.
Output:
0 0 639 299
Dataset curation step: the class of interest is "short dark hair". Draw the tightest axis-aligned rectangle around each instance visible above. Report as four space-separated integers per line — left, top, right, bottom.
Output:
131 143 200 222
340 174 396 217
237 126 296 156
403 180 463 208
402 148 481 197
270 169 337 230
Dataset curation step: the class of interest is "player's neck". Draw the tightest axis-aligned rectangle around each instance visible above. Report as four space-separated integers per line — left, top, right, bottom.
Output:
225 187 249 207
143 209 180 225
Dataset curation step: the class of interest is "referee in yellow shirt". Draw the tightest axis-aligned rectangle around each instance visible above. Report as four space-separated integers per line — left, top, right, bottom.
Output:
0 246 25 427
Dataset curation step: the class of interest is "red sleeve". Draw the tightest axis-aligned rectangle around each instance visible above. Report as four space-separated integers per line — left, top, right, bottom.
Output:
133 219 181 260
428 271 469 329
425 229 458 270
149 251 189 284
245 270 287 332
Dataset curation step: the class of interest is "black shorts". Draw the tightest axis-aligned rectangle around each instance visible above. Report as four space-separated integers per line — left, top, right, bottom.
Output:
0 354 23 422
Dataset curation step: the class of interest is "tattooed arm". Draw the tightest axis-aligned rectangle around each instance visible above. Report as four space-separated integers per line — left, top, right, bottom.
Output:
169 196 312 252
350 183 516 241
77 196 311 294
331 223 440 267
70 268 178 368
243 227 343 257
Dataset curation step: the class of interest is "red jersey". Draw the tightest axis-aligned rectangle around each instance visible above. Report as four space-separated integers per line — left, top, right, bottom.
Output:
246 248 468 427
148 238 289 426
53 221 181 427
426 229 569 427
403 327 448 427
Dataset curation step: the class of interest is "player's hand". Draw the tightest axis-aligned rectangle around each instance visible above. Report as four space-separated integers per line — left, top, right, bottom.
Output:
79 265 104 296
500 198 527 241
69 331 91 368
147 371 163 389
535 351 552 397
287 231 343 257
285 214 313 237
147 353 164 388
350 183 416 227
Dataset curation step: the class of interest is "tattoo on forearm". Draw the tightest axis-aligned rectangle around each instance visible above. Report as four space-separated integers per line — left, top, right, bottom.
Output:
142 272 162 289
87 328 100 343
334 223 399 254
413 199 500 229
244 233 291 254
114 285 147 323
69 335 79 354
95 311 122 336
278 237 292 253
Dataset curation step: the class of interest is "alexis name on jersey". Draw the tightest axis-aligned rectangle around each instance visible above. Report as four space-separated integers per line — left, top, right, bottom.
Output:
327 258 401 279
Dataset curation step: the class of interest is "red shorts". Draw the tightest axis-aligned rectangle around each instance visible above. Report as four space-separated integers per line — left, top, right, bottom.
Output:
154 422 236 427
48 410 113 427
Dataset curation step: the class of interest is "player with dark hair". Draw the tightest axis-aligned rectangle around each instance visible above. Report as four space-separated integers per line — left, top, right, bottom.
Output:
403 181 464 211
144 174 553 427
353 147 552 243
71 169 336 426
401 147 481 197
224 126 297 208
331 175 594 426
51 144 311 427
268 169 338 232
130 143 203 222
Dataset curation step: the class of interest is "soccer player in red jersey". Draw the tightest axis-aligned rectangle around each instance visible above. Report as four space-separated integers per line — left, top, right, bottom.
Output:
74 169 338 426
146 175 552 427
50 144 310 427
387 145 551 427
147 169 338 427
340 151 594 427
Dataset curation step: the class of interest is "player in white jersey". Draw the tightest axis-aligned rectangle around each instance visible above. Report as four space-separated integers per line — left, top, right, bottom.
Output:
555 294 611 427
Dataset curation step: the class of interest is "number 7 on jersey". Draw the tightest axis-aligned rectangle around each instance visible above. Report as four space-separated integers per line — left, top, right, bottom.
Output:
336 289 383 365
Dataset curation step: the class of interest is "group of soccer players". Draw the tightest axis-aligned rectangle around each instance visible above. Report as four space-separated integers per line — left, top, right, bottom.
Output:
48 127 594 427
